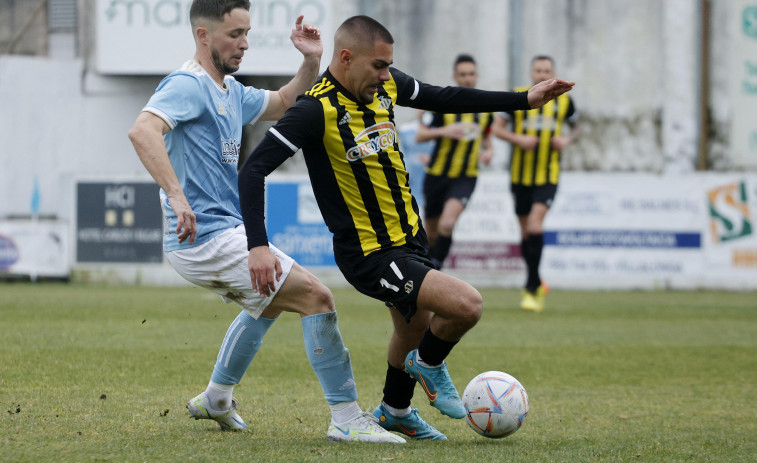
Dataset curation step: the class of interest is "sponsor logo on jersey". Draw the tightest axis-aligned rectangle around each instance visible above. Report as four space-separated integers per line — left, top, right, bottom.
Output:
217 104 227 115
404 280 414 294
378 95 393 110
338 113 352 125
221 138 240 165
346 122 397 162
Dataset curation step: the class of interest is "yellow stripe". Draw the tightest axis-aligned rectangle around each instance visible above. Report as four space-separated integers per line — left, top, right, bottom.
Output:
447 113 473 177
466 113 490 176
511 111 523 184
321 94 381 254
466 136 481 176
521 109 540 186
428 137 452 176
535 100 554 186
367 78 418 246
550 94 570 184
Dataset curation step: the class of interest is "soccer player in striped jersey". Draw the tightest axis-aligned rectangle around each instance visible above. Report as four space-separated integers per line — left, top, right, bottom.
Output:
416 54 494 270
492 56 580 312
128 0 403 443
239 16 574 440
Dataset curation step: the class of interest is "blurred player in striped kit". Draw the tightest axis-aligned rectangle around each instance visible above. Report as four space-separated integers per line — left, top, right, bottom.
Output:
416 54 494 270
492 56 580 312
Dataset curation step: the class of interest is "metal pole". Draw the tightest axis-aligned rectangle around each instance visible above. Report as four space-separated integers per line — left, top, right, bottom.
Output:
697 0 711 170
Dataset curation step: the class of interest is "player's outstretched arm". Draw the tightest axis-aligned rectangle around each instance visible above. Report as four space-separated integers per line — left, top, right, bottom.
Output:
526 78 575 109
128 112 197 245
262 15 322 120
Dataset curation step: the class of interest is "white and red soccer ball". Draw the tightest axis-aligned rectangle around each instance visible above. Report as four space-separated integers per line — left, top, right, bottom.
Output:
462 371 530 438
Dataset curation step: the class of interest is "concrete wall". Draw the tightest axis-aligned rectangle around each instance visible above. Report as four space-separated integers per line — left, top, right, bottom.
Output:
0 0 748 283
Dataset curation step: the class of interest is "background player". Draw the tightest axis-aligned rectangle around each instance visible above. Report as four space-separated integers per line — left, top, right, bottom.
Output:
492 55 579 312
416 54 494 270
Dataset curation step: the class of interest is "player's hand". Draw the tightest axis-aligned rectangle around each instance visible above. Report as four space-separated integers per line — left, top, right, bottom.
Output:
440 123 466 140
551 135 573 151
526 78 575 109
248 245 282 296
517 134 539 150
290 15 322 59
168 194 196 245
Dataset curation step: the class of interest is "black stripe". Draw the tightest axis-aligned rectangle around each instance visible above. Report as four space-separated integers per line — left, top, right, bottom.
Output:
373 87 413 235
327 93 393 249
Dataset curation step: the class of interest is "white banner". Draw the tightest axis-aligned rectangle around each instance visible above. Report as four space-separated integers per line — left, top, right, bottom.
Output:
95 0 332 75
730 1 757 168
450 172 757 290
0 220 70 278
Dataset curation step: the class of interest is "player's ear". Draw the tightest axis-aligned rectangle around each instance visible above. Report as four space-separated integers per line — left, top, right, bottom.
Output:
195 26 209 45
339 49 352 67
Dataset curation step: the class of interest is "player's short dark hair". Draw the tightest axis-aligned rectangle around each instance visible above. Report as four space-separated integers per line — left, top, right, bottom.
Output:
190 0 250 27
337 15 394 46
531 55 555 67
454 54 476 71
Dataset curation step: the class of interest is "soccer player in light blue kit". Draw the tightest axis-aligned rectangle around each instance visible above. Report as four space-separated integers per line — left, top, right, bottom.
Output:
128 0 403 443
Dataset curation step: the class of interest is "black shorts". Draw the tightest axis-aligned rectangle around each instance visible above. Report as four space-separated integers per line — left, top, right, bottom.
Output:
511 183 558 216
339 234 434 323
423 175 477 218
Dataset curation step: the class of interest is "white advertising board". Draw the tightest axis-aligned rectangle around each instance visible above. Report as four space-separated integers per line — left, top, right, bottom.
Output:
95 0 332 75
0 220 70 279
452 172 757 290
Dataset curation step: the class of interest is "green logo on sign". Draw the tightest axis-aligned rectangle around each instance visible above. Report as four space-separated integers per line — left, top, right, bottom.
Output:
708 182 753 244
744 6 757 39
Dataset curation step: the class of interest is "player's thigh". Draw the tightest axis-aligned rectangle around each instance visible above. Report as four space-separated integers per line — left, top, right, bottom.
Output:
416 269 482 320
438 198 466 231
527 202 549 233
262 262 334 318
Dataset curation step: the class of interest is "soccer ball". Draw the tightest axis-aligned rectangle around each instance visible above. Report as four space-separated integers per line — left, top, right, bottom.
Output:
462 371 529 438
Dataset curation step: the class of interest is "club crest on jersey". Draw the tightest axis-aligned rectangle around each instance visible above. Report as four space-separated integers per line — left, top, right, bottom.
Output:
378 96 393 110
346 122 397 162
404 280 414 294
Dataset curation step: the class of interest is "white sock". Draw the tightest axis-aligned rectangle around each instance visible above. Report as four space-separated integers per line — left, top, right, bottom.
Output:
382 402 411 418
330 401 362 425
206 381 234 410
416 352 441 368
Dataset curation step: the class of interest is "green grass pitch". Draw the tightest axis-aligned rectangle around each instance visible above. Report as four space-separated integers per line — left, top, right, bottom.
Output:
1 283 755 462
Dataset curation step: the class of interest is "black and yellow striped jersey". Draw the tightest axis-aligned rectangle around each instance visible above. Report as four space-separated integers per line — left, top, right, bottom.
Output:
502 85 577 186
421 111 493 178
239 67 532 266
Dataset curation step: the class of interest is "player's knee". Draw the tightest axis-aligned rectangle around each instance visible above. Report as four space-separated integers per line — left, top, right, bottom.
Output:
457 288 483 326
308 277 335 314
526 226 543 236
437 220 455 236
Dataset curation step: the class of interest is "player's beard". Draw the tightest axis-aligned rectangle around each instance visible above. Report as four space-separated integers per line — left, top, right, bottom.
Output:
211 48 239 76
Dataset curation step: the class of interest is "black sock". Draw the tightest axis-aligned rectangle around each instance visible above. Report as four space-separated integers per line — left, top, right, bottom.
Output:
417 328 458 366
524 234 543 293
429 234 452 270
382 362 416 409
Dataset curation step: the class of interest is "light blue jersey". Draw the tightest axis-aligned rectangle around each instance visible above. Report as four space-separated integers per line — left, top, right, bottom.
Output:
143 60 269 251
